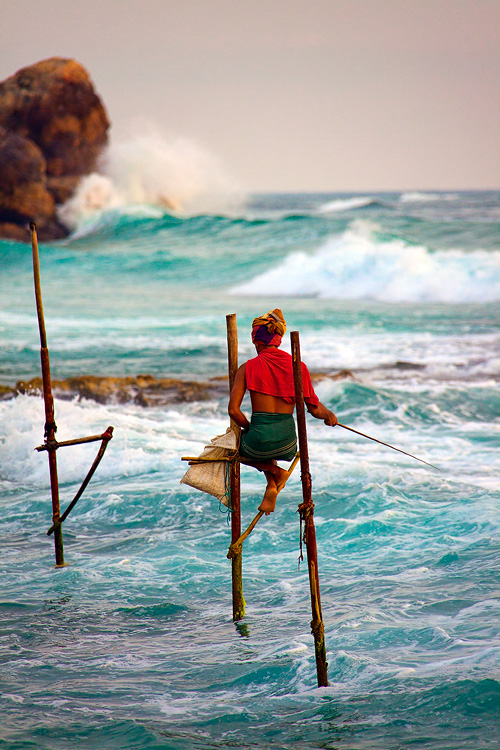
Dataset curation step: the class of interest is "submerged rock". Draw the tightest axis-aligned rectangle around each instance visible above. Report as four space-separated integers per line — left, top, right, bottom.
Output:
12 374 229 406
0 58 109 241
1 370 354 406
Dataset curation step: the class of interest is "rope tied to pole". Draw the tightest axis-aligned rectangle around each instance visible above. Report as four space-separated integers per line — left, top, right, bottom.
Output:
310 618 325 640
44 420 57 438
297 498 314 567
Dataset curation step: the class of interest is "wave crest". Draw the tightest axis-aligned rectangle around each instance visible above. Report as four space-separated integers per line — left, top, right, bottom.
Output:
317 196 375 213
399 192 459 203
231 221 500 303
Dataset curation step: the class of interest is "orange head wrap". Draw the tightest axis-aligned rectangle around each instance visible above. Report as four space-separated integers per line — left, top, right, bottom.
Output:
251 308 286 346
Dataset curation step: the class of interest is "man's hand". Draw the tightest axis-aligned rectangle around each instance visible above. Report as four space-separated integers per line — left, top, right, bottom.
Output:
323 410 338 427
306 401 338 426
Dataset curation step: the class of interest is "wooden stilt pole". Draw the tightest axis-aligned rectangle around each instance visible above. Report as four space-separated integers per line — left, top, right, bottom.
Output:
30 222 65 567
226 314 245 621
291 331 328 687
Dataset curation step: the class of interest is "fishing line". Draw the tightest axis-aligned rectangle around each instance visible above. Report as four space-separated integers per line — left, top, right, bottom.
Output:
336 422 440 471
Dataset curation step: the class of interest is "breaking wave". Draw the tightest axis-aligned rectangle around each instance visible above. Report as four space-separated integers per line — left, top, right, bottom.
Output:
317 196 375 213
231 221 500 303
399 192 459 203
57 128 244 232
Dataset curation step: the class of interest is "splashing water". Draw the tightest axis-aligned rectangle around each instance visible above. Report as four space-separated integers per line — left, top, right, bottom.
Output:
57 129 244 231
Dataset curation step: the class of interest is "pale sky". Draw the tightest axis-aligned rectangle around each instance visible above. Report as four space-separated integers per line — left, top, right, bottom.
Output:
1 0 499 192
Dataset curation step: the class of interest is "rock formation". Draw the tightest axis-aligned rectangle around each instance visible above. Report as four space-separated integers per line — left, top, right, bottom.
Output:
0 370 355 406
0 58 109 241
2 374 229 407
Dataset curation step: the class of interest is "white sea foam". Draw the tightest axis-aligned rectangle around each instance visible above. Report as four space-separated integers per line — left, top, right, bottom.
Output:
0 395 228 488
399 192 459 203
231 220 500 303
296 328 500 385
317 196 375 213
57 126 243 231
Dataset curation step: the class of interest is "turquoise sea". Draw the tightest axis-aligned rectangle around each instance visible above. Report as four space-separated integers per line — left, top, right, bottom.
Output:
1 186 500 749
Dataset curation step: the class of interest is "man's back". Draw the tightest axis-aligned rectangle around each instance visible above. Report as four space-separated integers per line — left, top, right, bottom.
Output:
249 387 294 414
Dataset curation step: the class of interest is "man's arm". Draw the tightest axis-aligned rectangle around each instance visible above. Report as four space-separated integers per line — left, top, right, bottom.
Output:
306 401 338 426
228 363 251 430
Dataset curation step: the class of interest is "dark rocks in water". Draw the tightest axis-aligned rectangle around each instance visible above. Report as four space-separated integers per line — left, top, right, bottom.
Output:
1 369 355 406
0 383 15 401
394 361 425 371
373 361 425 372
0 58 109 241
322 368 355 381
11 374 229 406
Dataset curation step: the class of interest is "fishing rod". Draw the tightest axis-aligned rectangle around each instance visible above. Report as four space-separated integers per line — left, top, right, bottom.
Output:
336 422 440 471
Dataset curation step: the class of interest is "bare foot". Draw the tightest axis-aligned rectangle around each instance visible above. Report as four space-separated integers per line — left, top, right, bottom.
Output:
258 466 291 515
258 484 278 515
274 466 291 493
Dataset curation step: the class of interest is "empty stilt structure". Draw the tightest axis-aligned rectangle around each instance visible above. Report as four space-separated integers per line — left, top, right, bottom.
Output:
30 222 114 567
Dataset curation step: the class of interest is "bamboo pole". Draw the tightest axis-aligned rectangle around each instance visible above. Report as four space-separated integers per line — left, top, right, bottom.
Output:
226 314 245 621
227 510 263 559
291 331 328 687
36 431 112 451
30 222 65 567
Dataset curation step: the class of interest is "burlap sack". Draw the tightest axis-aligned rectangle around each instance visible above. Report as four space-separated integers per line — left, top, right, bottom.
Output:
180 428 238 506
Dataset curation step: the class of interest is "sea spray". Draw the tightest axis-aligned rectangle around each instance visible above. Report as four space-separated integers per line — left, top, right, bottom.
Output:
58 127 244 231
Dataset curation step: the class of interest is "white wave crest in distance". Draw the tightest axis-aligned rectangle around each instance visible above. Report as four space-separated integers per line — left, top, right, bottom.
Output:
231 221 500 303
57 129 242 230
317 196 375 213
399 192 459 203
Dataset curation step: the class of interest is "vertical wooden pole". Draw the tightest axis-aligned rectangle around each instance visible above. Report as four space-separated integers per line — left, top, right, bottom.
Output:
30 222 65 567
226 314 245 621
291 331 328 687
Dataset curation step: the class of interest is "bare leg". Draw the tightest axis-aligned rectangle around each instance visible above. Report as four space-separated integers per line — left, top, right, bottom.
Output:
259 471 279 514
240 458 290 515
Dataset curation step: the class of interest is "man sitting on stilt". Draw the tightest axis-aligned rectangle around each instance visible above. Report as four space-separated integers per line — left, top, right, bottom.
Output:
228 309 337 515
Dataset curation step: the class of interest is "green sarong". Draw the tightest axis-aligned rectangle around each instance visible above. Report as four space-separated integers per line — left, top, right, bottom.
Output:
240 412 297 462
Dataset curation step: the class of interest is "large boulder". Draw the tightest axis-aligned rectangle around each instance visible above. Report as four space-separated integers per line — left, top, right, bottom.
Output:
0 127 60 240
0 58 109 176
0 58 109 241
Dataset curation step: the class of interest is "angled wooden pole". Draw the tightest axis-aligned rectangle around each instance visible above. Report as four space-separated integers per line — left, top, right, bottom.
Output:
226 314 245 621
30 222 65 567
46 427 114 536
291 330 328 687
227 452 300 559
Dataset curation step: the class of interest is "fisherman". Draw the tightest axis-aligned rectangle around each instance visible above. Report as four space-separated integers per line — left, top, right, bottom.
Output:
228 309 337 514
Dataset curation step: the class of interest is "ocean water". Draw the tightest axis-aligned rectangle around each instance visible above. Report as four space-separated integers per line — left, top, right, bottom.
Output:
1 180 500 749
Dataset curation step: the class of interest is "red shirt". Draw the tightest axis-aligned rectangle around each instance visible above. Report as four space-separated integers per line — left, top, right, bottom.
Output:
245 348 319 407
